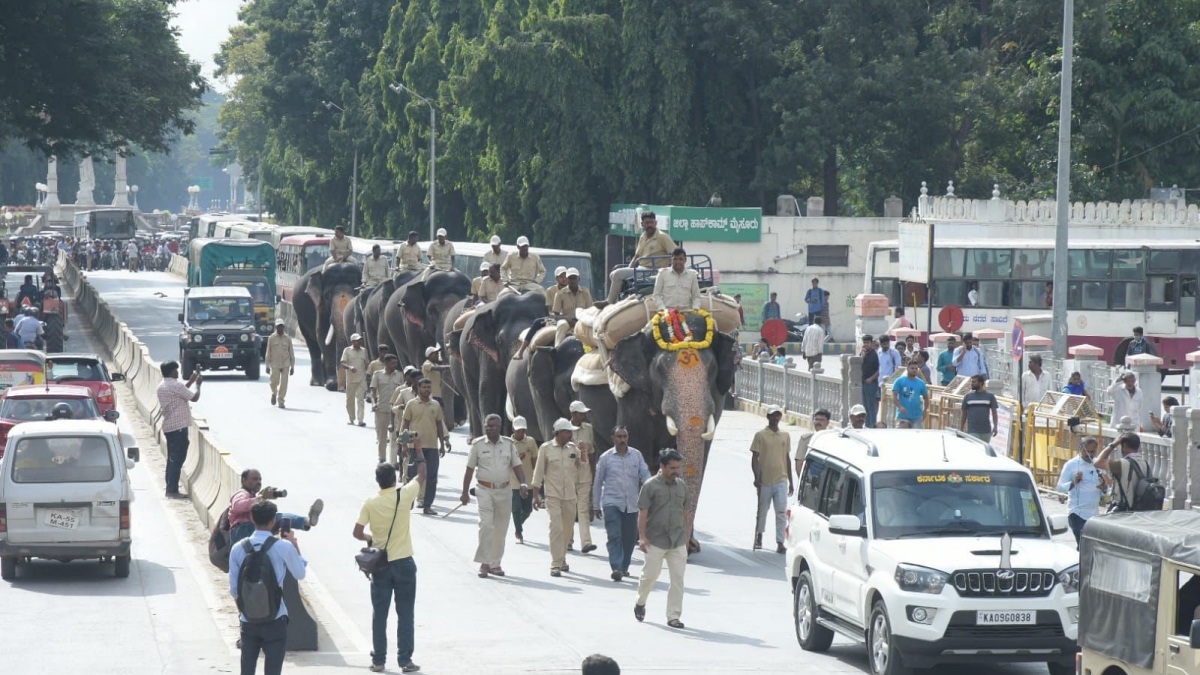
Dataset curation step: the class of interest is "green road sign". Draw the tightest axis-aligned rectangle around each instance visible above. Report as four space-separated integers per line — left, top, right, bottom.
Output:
716 282 768 332
608 204 761 242
192 176 214 191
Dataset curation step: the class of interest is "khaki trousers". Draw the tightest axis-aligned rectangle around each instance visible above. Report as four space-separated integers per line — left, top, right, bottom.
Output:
374 408 391 462
269 367 289 404
474 486 513 567
570 465 593 547
545 495 577 569
636 544 688 621
345 380 366 423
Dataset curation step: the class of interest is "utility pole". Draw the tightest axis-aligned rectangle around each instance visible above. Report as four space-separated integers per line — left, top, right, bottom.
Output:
389 83 436 240
351 148 358 237
1051 0 1074 359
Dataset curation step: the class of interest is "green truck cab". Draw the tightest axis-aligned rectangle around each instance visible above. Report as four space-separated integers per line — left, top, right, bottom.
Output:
187 238 276 350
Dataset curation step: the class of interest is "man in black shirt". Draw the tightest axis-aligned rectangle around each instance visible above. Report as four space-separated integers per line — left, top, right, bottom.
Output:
860 335 881 428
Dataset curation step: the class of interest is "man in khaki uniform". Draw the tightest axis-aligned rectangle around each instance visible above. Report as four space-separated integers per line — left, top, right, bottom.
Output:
484 235 507 273
461 414 528 578
470 262 489 302
400 378 449 515
427 228 455 272
422 345 449 402
390 367 421 487
750 406 793 553
545 266 568 312
500 236 545 294
368 356 406 462
477 264 504 305
365 345 390 383
551 268 593 325
793 408 830 475
566 401 598 554
339 333 371 426
264 319 294 408
606 211 677 304
531 418 583 576
397 231 424 272
362 244 390 288
509 416 539 544
324 225 353 270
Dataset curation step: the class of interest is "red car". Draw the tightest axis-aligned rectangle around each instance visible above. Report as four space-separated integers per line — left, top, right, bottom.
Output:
46 354 124 416
0 384 117 455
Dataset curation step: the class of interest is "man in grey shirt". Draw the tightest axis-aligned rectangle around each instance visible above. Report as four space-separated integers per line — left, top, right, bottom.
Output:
635 449 690 628
593 426 651 582
960 374 998 442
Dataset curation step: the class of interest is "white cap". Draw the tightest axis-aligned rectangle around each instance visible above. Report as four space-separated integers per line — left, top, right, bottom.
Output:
569 401 590 414
554 266 567 277
566 267 579 277
553 418 578 432
403 365 419 375
351 333 362 341
850 404 867 416
490 235 502 246
425 345 440 356
436 227 447 237
1120 370 1136 380
512 416 528 430
766 405 783 416
274 318 286 326
480 262 490 272
516 236 530 247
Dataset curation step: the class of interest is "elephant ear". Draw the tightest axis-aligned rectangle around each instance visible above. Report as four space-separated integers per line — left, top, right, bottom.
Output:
304 269 324 310
609 333 652 397
713 331 738 396
447 329 463 358
468 306 501 363
401 281 428 328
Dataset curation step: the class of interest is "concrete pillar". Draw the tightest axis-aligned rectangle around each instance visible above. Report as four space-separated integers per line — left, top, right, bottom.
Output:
782 360 793 412
44 157 60 207
1190 408 1200 509
112 153 130 207
806 197 824 218
1172 404 1189 509
843 354 862 423
883 195 903 218
777 195 800 217
1188 350 1200 406
1126 353 1164 431
854 293 890 351
974 328 1005 348
1024 335 1052 353
1069 344 1103 364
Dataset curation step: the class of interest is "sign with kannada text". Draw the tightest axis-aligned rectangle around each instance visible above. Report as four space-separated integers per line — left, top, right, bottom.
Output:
608 204 762 242
716 282 767 331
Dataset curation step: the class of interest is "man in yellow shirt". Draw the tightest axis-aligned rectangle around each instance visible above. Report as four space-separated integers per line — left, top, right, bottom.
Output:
477 264 504 305
531 418 583 576
551 268 593 324
750 406 793 553
427 227 455 272
400 378 449 515
470 262 489 302
362 244 390 288
397 231 424 272
352 461 426 673
606 211 676 304
545 266 568 311
509 416 539 544
324 225 353 271
500 236 545 294
484 235 507 272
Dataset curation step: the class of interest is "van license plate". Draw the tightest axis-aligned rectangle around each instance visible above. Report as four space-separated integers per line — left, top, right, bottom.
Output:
977 611 1035 625
45 509 82 530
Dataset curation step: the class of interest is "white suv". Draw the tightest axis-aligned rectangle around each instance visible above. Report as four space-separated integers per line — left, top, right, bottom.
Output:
786 428 1079 675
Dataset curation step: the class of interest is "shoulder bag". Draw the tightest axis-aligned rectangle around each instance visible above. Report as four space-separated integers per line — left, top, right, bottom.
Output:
354 491 402 578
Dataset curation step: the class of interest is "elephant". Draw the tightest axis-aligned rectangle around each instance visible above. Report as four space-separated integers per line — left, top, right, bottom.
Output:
385 269 471 370
606 313 738 552
292 262 362 390
441 297 475 429
527 333 585 444
458 291 548 439
361 270 420 357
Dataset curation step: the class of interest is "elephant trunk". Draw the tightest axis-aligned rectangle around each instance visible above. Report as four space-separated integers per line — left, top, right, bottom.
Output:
660 348 717 530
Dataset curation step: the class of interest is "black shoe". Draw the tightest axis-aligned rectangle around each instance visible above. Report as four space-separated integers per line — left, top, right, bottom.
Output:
611 570 623 582
582 544 598 554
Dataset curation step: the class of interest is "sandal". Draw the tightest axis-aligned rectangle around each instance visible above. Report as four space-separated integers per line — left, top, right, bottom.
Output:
667 619 685 629
634 604 645 622
490 568 505 577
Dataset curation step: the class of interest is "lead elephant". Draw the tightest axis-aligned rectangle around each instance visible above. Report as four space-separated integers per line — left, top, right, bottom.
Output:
386 270 471 370
458 291 547 439
361 270 420 357
293 262 362 390
607 312 738 552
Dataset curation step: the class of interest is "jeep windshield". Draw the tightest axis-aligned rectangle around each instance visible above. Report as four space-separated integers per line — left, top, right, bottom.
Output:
871 470 1047 540
188 297 253 324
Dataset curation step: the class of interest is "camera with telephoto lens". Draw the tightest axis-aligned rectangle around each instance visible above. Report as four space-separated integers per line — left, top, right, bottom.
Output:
262 486 288 499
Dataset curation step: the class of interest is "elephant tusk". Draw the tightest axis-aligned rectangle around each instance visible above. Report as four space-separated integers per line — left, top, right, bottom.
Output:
665 415 679 437
701 414 717 441
324 324 335 345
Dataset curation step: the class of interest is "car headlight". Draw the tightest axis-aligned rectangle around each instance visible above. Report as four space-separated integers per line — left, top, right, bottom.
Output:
239 333 249 342
1058 565 1080 594
191 333 203 343
894 563 949 595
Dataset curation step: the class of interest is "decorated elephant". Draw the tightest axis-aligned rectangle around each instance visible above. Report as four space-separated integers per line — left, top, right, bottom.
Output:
458 291 547 439
607 310 738 552
292 262 362 390
384 269 471 370
361 270 421 357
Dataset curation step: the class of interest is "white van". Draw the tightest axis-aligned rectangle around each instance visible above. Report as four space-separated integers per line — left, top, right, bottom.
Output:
0 420 140 580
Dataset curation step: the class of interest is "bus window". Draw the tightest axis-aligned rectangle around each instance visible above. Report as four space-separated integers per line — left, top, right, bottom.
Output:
305 245 329 271
1149 276 1178 307
1181 276 1197 325
977 280 1007 307
1112 250 1146 281
1013 249 1052 278
932 280 966 306
1151 250 1181 272
1069 281 1108 310
873 279 900 306
932 249 964 277
1069 249 1111 279
873 248 899 278
965 249 1011 278
1012 281 1048 308
1111 282 1144 310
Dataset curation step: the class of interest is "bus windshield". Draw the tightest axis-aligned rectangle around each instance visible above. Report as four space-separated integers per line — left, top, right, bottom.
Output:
89 211 136 240
305 245 330 271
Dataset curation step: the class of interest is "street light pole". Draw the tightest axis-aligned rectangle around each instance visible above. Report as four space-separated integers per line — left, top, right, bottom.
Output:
322 100 359 235
1051 0 1074 359
389 83 436 240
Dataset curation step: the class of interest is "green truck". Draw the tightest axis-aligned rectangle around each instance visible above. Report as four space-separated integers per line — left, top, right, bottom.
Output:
187 238 277 348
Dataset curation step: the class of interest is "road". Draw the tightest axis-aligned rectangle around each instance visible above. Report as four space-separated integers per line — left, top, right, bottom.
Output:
84 269 1066 675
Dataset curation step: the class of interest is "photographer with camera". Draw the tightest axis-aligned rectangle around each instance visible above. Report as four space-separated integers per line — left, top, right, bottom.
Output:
229 468 325 543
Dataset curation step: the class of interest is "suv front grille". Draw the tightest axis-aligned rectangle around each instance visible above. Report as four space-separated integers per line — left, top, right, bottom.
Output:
951 569 1056 598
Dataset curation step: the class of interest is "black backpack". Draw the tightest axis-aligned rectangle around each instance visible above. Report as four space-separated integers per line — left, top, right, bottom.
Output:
1116 458 1166 512
236 537 282 624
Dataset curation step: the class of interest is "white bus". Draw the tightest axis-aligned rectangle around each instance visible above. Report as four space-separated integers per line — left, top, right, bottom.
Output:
449 241 595 292
228 222 276 244
269 226 333 251
866 238 1199 370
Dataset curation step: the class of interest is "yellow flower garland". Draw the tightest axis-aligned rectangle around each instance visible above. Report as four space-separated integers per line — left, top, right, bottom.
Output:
651 309 715 351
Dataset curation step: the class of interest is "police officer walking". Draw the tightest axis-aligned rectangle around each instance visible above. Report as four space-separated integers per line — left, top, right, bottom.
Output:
461 414 528 578
531 418 583 577
567 401 598 554
368 356 406 463
341 333 370 426
264 319 294 408
509 416 539 544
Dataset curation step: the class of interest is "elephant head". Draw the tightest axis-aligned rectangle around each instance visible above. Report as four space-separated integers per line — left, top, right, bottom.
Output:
460 291 548 437
528 335 585 443
301 262 361 390
399 270 471 364
609 313 738 548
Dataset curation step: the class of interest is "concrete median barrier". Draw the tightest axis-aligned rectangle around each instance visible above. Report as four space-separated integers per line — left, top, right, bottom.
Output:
168 253 189 278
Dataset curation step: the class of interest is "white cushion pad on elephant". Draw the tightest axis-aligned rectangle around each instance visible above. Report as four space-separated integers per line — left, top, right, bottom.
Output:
453 308 476 331
594 295 656 350
699 288 743 334
520 324 558 357
571 350 610 391
574 307 600 347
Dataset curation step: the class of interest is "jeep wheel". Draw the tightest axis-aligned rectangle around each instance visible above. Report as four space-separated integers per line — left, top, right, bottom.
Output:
794 571 834 651
245 357 260 380
43 313 64 353
1047 661 1074 675
1 555 16 580
114 554 131 578
868 601 909 675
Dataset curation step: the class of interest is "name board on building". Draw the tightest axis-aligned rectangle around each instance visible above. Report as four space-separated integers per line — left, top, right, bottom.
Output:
608 204 762 243
898 221 933 284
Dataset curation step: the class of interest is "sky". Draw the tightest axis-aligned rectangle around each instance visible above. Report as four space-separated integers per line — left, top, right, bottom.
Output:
173 0 242 90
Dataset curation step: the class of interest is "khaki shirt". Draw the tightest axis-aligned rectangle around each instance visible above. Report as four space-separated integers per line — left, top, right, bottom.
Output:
340 346 371 384
467 436 522 486
634 229 676 268
363 255 390 287
357 481 421 561
652 267 701 311
265 333 294 369
552 287 593 318
428 240 455 270
545 283 565 310
484 248 507 271
750 428 791 486
422 359 443 398
400 397 444 449
478 276 504 304
531 440 581 500
370 369 406 407
794 431 816 470
365 358 386 382
329 235 352 262
501 251 545 285
398 243 424 270
390 385 417 415
470 276 484 298
639 473 690 550
574 421 595 485
511 434 539 486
